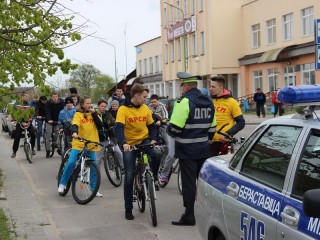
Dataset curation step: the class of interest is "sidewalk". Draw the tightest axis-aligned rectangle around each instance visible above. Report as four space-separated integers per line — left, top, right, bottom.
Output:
243 113 274 125
0 134 59 239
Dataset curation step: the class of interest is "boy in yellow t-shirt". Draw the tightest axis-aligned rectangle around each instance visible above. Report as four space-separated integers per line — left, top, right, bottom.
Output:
114 83 162 221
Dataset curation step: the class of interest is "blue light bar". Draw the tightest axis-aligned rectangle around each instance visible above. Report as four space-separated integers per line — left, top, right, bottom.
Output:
278 85 320 104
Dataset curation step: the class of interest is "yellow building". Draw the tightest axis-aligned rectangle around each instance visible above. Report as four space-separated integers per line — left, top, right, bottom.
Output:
136 0 320 100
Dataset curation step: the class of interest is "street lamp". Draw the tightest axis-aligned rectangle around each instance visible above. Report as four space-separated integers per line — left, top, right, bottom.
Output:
163 1 187 71
100 40 118 88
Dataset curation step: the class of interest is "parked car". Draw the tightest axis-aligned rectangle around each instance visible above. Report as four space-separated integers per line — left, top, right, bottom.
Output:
1 110 9 132
7 115 17 139
195 85 320 240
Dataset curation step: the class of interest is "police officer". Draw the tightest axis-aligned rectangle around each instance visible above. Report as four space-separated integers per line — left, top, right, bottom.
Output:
167 72 216 226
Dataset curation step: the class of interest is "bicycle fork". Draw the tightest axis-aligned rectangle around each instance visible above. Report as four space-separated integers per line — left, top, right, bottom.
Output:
80 159 90 184
142 167 157 201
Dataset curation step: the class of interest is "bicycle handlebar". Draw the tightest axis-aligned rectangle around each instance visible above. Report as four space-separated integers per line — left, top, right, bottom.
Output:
76 136 104 147
132 142 161 151
216 123 238 144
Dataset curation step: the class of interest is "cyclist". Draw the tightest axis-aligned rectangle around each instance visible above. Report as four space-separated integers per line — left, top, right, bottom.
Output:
45 91 64 158
34 96 47 151
92 99 124 197
58 96 100 194
114 83 162 221
11 92 36 158
58 97 76 151
209 75 245 156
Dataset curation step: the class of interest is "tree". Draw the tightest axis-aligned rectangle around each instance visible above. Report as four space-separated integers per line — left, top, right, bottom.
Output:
0 0 82 97
69 64 101 96
91 74 114 102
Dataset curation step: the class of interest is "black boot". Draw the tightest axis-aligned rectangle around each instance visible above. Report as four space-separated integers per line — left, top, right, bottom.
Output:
37 145 41 151
46 151 50 158
125 210 134 220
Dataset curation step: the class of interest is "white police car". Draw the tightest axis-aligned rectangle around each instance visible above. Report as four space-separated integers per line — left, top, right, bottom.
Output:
195 85 320 240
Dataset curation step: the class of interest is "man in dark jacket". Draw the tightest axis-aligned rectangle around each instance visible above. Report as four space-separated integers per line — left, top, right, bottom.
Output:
167 72 216 226
253 88 266 118
107 87 126 111
45 91 64 158
35 96 48 151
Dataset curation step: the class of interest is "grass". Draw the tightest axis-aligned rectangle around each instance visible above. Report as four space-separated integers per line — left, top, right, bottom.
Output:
0 169 11 239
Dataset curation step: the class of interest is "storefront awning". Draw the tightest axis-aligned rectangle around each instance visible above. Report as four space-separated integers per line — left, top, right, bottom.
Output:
126 77 137 86
258 47 288 63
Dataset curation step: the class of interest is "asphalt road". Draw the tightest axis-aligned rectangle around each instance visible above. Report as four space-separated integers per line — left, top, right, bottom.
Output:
0 124 257 240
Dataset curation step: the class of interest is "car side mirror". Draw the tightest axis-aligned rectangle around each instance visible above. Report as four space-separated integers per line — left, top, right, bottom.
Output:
303 189 320 218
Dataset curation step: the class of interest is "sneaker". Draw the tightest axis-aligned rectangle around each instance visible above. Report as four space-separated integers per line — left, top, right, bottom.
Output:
121 168 125 175
37 145 41 151
96 192 103 197
46 151 50 158
57 149 61 155
125 210 134 220
58 184 66 193
32 149 36 155
11 152 16 158
160 175 168 184
155 182 160 191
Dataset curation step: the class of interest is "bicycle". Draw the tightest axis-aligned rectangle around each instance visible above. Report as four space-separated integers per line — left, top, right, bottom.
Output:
57 137 102 205
45 121 61 157
102 136 122 187
20 122 33 164
132 143 159 227
216 123 245 155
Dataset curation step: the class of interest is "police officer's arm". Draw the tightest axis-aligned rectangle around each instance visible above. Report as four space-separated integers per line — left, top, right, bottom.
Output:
208 110 216 140
226 115 245 137
166 98 189 137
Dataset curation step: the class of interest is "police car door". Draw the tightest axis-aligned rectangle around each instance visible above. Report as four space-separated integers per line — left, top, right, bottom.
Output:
223 125 303 240
277 128 320 240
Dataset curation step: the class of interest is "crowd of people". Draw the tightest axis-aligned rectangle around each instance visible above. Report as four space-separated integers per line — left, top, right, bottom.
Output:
9 72 246 225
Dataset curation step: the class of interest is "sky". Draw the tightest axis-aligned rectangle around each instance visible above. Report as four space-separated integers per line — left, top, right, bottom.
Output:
50 0 161 85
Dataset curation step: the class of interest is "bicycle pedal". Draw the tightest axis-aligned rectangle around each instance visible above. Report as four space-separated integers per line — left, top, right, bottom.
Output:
132 196 137 202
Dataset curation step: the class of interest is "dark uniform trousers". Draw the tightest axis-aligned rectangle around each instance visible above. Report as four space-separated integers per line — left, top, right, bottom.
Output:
179 157 206 222
13 123 36 153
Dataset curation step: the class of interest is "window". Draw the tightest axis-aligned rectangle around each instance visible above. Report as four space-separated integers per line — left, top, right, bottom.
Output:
149 57 153 74
267 68 278 92
163 8 167 26
251 24 261 48
176 0 180 21
191 0 195 15
301 63 315 84
199 0 204 11
200 31 205 55
165 44 168 64
155 55 159 73
149 85 155 95
192 34 197 55
241 125 302 190
283 13 293 40
292 130 320 199
266 18 276 45
155 84 160 95
177 39 181 61
138 60 142 76
168 82 173 99
143 59 147 75
283 66 295 86
170 5 173 24
170 41 175 62
302 6 314 36
230 126 265 169
253 70 263 89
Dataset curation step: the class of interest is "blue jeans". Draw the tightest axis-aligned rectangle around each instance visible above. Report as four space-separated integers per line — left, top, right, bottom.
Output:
123 139 162 211
59 149 97 186
36 120 44 146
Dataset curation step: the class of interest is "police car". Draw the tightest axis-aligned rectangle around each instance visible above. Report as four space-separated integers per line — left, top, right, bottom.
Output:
195 85 320 240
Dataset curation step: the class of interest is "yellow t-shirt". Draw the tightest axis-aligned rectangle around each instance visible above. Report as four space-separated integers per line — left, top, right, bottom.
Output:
71 112 100 151
212 97 243 142
116 104 154 146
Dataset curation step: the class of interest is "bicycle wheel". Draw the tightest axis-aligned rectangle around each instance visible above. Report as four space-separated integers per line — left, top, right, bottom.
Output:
24 142 33 164
146 172 157 227
58 134 64 156
71 160 101 205
50 140 55 157
157 158 172 188
57 157 72 196
134 165 145 212
177 166 182 195
103 153 122 187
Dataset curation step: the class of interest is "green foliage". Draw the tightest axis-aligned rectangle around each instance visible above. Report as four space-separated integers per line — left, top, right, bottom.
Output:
91 74 114 102
0 1 81 100
8 105 35 122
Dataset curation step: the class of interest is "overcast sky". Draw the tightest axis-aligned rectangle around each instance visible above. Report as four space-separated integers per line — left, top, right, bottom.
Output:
51 0 161 85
